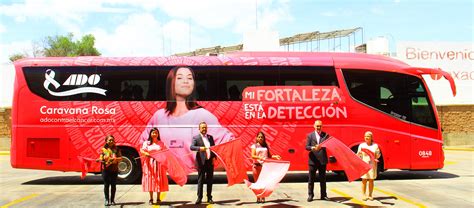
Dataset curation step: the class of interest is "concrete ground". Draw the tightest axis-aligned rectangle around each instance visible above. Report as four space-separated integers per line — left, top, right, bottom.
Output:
0 149 473 207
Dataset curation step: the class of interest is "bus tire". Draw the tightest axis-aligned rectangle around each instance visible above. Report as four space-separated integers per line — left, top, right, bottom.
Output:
117 147 141 184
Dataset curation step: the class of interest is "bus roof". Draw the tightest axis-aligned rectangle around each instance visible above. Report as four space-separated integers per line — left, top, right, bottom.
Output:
14 51 456 97
15 52 409 69
13 52 455 96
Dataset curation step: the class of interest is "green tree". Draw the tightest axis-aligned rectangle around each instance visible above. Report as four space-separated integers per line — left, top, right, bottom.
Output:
43 33 101 57
9 53 27 62
76 34 101 56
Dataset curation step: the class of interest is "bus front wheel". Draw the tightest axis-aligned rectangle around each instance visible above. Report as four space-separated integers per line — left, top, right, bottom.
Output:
117 147 141 184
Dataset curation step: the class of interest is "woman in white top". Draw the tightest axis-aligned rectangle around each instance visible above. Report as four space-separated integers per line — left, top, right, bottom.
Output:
139 66 234 171
141 128 168 205
357 131 381 201
250 131 281 203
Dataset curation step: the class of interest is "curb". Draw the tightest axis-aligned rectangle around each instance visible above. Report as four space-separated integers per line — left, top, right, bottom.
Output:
444 147 474 151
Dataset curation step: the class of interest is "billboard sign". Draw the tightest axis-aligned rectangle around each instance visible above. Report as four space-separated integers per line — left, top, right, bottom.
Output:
397 41 473 105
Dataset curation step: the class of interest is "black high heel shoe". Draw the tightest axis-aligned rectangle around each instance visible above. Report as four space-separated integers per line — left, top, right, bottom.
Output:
148 199 153 205
256 198 261 203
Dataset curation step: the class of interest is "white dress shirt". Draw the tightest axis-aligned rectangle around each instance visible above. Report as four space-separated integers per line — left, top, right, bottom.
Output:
201 134 211 159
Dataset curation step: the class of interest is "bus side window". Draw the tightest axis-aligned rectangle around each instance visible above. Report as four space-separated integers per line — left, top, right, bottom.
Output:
228 85 241 100
279 66 338 86
219 66 278 101
193 67 219 101
343 69 410 120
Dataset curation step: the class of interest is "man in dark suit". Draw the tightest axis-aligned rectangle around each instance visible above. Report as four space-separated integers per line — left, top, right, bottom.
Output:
305 120 330 202
190 122 215 204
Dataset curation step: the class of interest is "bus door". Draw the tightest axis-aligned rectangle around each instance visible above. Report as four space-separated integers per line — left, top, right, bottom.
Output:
342 69 413 169
408 76 442 169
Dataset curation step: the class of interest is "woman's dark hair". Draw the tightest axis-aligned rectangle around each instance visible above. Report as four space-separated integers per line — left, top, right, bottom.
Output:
148 128 161 144
257 132 272 158
103 135 115 149
165 66 202 115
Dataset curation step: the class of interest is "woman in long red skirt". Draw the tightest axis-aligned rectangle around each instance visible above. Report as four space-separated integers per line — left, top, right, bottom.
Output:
141 127 169 205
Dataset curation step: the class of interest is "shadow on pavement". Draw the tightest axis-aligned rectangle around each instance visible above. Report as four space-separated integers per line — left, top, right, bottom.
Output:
374 196 396 205
172 199 239 207
22 170 459 185
113 201 144 207
236 198 298 206
281 170 459 183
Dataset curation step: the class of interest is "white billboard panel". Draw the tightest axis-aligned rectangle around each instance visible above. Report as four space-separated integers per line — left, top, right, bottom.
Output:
0 63 14 107
397 41 473 105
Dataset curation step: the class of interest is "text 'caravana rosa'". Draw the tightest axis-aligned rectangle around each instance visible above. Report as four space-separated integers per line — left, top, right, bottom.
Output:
40 106 116 115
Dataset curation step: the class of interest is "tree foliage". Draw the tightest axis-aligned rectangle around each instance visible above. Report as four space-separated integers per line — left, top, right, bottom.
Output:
43 33 101 57
9 53 27 62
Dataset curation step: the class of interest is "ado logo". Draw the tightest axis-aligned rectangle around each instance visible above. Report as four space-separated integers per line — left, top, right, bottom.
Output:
43 69 107 97
63 74 101 86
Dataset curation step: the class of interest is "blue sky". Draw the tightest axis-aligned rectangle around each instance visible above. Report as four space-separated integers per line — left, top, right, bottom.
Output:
0 0 472 63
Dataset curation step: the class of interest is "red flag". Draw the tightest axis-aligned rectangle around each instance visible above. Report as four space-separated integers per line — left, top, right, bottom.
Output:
361 148 379 162
210 139 248 186
244 159 290 198
148 149 192 186
78 156 96 180
321 137 371 182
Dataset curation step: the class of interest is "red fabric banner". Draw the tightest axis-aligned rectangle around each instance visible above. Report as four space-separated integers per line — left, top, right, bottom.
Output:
361 148 379 162
244 159 290 198
78 156 96 180
321 137 372 182
210 139 248 186
149 149 192 186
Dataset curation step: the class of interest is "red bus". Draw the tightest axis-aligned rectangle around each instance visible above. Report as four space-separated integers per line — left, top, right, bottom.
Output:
11 52 456 183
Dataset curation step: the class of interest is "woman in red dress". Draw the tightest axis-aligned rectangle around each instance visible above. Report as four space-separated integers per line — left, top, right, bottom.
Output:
141 128 169 205
250 132 281 203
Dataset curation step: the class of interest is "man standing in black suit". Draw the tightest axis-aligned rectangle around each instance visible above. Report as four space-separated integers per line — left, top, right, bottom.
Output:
190 122 215 204
305 120 330 202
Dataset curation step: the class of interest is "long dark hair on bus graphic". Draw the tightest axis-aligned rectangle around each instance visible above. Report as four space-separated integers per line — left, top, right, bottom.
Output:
165 66 202 115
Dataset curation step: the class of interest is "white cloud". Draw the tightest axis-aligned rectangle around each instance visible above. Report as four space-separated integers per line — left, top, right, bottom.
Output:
91 13 163 56
0 23 5 34
0 0 291 57
370 7 384 15
155 0 291 33
0 40 32 64
321 11 337 17
91 13 211 56
0 0 132 32
91 13 209 56
321 8 355 18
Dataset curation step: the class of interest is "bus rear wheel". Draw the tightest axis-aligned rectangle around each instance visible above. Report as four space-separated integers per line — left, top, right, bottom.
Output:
117 147 141 184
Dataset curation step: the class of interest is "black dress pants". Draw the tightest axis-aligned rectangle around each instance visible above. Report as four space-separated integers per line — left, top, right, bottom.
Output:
197 159 214 200
308 160 327 198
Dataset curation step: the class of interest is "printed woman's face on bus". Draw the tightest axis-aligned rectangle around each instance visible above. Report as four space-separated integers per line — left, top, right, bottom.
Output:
175 67 194 99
